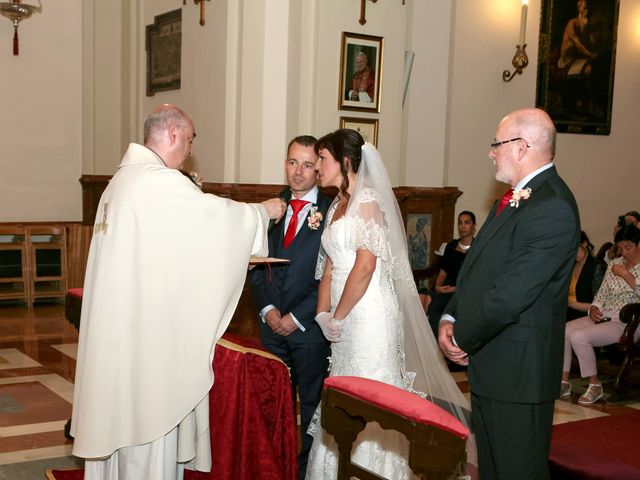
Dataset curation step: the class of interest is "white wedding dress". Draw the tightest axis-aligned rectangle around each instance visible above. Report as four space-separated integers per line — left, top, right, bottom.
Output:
305 143 473 480
305 192 417 480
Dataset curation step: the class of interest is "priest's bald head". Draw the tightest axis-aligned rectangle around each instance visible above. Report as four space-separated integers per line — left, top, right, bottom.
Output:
143 104 197 169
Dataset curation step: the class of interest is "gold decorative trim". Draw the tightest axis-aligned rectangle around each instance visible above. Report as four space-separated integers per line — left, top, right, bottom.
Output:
217 338 286 366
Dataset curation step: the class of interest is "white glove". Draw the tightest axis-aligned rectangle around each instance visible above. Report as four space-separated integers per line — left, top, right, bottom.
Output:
315 312 344 343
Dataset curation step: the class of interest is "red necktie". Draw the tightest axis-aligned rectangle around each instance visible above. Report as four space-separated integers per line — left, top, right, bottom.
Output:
496 189 513 216
283 199 309 248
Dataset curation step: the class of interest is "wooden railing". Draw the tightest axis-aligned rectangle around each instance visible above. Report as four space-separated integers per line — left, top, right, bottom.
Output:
1 177 461 314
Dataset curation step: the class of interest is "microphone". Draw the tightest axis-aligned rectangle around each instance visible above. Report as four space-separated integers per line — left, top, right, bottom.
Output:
279 187 292 204
268 188 292 233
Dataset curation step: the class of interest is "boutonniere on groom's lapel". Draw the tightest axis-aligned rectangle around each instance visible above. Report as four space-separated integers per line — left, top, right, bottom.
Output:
307 205 323 230
509 187 532 209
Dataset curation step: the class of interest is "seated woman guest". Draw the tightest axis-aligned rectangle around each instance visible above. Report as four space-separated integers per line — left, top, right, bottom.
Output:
562 224 640 404
605 210 640 263
567 231 605 321
426 210 476 336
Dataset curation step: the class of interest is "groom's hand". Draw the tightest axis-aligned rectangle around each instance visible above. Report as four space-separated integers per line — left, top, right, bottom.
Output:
438 320 468 365
265 308 282 332
272 313 299 336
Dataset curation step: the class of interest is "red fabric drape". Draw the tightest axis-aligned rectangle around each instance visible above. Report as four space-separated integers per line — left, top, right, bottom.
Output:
185 335 297 480
50 333 297 480
47 470 83 480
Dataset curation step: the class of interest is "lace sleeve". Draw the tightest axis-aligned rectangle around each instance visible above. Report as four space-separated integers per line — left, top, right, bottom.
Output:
345 188 389 261
315 197 340 280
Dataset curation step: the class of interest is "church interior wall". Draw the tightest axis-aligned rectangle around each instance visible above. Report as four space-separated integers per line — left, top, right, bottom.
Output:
445 0 640 247
0 0 638 249
0 0 83 222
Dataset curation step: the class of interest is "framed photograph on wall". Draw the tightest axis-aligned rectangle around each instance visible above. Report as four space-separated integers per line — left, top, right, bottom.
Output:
339 32 383 112
535 0 620 135
339 117 379 146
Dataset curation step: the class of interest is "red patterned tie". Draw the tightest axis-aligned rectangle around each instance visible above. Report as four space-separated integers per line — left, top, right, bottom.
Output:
283 199 309 248
496 189 513 216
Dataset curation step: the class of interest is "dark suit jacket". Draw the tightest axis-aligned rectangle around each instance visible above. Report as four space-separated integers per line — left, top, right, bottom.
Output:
250 192 332 343
445 166 580 403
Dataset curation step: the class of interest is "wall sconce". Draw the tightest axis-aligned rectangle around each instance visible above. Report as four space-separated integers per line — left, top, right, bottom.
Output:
357 0 405 26
0 0 42 55
503 0 529 82
182 0 210 26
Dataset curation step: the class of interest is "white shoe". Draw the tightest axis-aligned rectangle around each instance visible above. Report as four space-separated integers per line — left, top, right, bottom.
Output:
578 383 603 405
560 380 571 397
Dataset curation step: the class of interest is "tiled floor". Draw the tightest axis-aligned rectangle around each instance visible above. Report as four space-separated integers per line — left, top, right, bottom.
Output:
0 304 77 467
0 302 639 471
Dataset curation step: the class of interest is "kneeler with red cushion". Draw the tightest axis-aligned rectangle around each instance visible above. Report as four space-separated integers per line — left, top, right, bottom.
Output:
48 331 297 480
185 335 298 480
321 376 469 480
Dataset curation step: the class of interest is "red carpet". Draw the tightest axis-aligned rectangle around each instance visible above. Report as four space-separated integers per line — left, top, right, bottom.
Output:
549 410 640 480
50 410 640 480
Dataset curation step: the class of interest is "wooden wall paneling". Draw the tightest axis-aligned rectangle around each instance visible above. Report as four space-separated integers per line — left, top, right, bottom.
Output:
79 177 462 338
0 224 30 304
27 224 68 305
66 223 93 289
80 175 111 225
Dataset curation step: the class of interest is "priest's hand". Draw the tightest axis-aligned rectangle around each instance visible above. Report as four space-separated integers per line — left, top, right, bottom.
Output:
315 312 344 342
272 313 299 336
262 198 287 222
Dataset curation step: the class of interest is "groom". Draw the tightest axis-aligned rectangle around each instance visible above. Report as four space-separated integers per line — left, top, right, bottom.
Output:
438 108 579 480
250 135 331 479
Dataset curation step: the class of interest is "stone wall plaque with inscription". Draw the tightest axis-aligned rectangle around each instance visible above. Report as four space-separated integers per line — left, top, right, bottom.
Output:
146 9 182 96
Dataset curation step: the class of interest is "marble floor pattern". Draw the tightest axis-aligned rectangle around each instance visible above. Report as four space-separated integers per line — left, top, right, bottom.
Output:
0 303 639 476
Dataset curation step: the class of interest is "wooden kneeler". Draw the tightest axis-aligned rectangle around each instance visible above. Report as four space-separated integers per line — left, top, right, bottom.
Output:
321 376 469 480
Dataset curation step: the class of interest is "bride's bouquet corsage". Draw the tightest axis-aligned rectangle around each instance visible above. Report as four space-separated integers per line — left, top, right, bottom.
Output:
509 187 532 208
308 206 323 230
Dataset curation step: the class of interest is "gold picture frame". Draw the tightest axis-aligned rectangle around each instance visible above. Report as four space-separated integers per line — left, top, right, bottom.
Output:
340 116 379 147
535 0 619 135
339 32 383 113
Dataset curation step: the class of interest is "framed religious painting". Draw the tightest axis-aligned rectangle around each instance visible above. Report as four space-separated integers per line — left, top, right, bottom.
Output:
146 9 182 96
339 116 379 146
535 0 620 135
339 32 383 113
406 213 432 271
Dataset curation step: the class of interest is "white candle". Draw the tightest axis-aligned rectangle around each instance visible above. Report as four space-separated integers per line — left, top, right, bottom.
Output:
519 0 528 45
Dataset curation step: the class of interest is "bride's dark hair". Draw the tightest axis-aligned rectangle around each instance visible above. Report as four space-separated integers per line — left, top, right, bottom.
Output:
315 128 364 198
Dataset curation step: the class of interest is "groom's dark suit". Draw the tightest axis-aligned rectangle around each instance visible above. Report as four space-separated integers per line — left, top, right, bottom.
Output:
445 166 579 479
250 188 331 479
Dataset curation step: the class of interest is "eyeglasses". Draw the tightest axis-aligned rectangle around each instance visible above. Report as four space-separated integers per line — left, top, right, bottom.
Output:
490 137 531 149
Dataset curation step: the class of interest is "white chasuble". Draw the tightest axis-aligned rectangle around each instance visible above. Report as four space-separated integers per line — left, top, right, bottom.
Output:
71 143 269 469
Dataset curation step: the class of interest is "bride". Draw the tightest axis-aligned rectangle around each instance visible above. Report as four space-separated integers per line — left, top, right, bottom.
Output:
306 129 474 480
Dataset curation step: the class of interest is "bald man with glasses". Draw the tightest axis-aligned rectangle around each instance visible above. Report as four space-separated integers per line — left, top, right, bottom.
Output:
439 108 580 480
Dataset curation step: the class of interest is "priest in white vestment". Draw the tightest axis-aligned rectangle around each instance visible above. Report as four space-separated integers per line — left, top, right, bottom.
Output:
70 104 285 480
